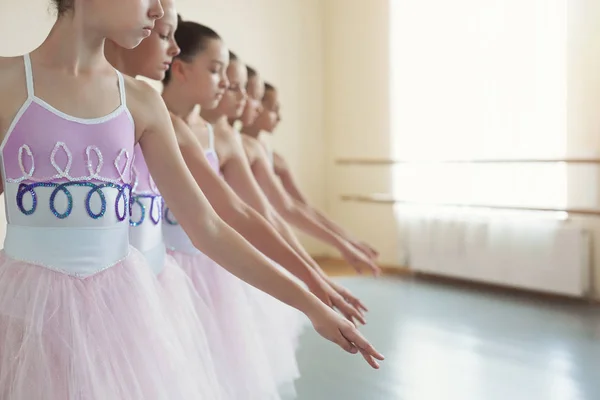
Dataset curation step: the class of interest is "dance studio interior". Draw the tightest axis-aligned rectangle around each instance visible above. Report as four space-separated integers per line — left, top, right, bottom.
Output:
1 0 599 399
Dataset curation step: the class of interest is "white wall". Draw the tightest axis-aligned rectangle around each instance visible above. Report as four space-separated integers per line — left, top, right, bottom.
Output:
0 0 328 254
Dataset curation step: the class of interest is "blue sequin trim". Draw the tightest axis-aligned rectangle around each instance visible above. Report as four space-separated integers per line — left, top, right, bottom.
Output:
163 206 179 226
129 194 162 226
16 181 132 220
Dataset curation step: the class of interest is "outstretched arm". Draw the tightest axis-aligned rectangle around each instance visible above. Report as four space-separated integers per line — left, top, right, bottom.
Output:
248 142 380 276
273 152 379 260
133 82 382 366
220 131 366 322
171 116 337 310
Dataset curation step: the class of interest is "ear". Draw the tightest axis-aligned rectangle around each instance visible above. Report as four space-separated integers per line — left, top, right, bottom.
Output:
170 59 189 82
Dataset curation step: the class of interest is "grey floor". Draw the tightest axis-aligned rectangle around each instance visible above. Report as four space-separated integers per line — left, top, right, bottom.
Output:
294 276 600 400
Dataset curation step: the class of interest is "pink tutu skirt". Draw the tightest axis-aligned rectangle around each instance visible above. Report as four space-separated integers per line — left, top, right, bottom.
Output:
154 254 229 398
168 249 282 400
0 248 221 400
243 260 309 398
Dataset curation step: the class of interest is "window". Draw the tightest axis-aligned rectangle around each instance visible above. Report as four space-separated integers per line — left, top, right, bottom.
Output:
389 0 568 209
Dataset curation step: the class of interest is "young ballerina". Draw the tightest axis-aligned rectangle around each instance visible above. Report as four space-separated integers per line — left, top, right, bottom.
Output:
244 81 380 261
0 1 383 399
159 21 353 397
104 2 235 397
162 21 371 395
105 8 365 398
235 67 381 276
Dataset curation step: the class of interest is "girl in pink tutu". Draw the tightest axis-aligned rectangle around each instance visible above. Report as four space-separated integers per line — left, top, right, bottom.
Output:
105 1 233 397
199 50 370 395
105 4 341 398
242 80 380 263
0 1 383 399
161 20 375 397
237 67 380 276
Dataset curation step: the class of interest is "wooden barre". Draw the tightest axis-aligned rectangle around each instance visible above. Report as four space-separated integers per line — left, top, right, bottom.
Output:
340 194 600 216
336 158 600 165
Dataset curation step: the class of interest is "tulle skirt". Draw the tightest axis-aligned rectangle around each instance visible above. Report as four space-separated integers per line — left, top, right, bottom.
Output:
243 260 309 398
155 254 229 398
168 249 282 400
0 248 221 400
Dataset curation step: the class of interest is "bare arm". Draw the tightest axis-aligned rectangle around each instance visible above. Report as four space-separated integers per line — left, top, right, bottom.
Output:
272 152 310 205
274 152 379 259
171 116 327 301
133 84 382 366
249 142 379 275
221 134 326 275
218 131 367 321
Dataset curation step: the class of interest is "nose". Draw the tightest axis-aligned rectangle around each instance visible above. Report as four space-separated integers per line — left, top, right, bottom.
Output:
169 40 181 57
149 0 165 21
220 77 229 90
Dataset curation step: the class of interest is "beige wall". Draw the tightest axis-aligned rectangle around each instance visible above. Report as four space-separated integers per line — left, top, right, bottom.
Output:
568 0 600 297
0 0 328 254
322 0 600 299
321 0 401 265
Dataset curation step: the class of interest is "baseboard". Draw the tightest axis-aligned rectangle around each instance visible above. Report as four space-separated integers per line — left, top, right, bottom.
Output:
313 256 600 304
312 256 412 277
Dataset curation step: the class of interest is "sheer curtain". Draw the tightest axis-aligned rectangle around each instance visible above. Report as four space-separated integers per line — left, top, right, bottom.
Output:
389 0 568 210
387 0 589 293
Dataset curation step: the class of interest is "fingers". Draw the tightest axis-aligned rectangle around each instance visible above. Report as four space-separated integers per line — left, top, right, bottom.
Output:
353 298 369 313
331 294 366 325
339 289 369 314
358 348 381 369
341 303 366 326
340 324 385 363
335 333 358 355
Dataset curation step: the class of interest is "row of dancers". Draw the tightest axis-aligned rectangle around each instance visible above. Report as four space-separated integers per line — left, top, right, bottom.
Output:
0 0 384 398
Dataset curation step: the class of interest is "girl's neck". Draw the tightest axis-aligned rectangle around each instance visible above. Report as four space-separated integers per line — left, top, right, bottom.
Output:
104 41 138 78
36 16 109 73
162 84 201 124
200 108 229 127
240 124 261 139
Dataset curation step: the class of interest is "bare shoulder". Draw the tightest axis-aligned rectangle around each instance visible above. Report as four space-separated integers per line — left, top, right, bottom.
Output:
122 76 168 139
0 56 29 138
213 122 240 143
272 151 288 167
241 134 268 156
123 76 163 109
169 112 199 147
0 56 27 100
168 111 186 131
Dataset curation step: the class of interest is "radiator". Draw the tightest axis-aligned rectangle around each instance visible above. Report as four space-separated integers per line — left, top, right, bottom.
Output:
398 208 591 297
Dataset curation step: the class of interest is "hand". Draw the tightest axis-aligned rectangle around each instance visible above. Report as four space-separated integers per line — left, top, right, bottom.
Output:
306 298 384 369
352 240 380 261
326 277 369 314
306 273 366 325
339 243 381 276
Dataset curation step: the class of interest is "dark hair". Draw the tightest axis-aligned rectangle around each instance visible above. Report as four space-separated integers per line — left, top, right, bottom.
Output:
246 66 257 80
264 82 275 92
229 51 238 62
53 0 73 15
163 19 222 84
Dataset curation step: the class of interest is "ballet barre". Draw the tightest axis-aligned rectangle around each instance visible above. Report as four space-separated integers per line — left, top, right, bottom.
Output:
340 194 600 217
335 158 600 165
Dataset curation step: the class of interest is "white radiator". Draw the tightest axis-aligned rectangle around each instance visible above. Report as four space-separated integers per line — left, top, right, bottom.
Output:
398 207 591 297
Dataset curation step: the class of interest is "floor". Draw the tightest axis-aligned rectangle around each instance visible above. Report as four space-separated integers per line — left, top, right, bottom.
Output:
293 275 600 400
